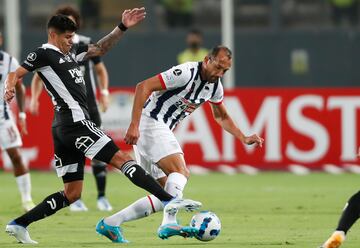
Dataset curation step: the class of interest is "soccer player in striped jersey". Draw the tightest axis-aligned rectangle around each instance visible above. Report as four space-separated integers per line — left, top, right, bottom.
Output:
30 6 112 212
99 46 264 241
320 148 360 248
4 9 200 244
0 31 35 212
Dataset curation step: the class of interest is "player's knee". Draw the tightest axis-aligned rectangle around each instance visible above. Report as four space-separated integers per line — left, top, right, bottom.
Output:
109 151 132 170
167 164 190 178
64 190 82 203
8 152 24 168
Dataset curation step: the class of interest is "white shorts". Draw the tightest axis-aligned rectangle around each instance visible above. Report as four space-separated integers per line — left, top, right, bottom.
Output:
0 117 22 150
133 114 183 179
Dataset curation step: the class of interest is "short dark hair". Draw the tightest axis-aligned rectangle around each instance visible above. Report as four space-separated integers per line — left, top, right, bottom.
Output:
47 14 77 33
208 46 232 60
188 29 202 36
55 5 81 29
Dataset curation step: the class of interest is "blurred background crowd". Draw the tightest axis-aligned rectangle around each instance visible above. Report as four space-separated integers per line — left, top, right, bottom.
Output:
1 0 360 88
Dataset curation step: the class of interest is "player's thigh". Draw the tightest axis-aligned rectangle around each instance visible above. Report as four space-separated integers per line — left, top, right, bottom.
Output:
133 145 166 180
137 115 183 164
59 120 119 165
52 125 88 183
0 119 22 150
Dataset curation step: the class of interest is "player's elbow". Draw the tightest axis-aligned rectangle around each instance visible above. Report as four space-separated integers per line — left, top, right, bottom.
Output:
136 81 151 96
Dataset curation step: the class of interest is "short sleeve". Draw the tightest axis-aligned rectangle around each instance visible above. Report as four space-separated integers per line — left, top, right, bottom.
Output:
209 82 224 105
9 57 20 72
158 63 194 90
21 48 47 72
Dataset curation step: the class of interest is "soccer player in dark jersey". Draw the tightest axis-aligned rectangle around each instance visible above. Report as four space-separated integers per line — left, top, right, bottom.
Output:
4 9 200 244
30 6 113 212
98 46 264 242
320 148 360 248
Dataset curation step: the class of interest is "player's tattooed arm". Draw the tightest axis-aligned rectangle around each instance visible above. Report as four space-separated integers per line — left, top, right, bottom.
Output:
84 7 146 59
210 103 264 147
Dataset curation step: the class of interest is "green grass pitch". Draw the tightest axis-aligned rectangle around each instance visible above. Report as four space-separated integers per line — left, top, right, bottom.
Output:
0 171 360 247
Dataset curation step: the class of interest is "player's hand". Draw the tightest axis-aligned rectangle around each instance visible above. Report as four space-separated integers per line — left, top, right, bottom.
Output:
124 123 140 145
29 98 40 115
243 134 264 147
358 147 360 158
122 7 146 29
4 84 15 103
99 94 109 112
18 117 28 136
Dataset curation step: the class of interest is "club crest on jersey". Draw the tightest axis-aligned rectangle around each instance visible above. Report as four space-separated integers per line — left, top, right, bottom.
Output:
173 69 182 76
27 52 37 61
68 68 85 84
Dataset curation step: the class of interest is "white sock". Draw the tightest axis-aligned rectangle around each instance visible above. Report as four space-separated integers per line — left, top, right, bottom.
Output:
104 195 163 226
161 172 187 225
15 173 32 202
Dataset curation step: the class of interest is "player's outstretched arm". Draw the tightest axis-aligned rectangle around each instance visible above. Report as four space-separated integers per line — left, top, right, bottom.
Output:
124 75 163 145
4 66 29 103
29 73 44 115
85 7 146 59
210 102 264 147
15 81 28 135
95 62 110 112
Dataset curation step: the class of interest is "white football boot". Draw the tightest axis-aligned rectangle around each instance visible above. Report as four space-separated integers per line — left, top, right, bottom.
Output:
69 199 88 212
5 221 38 244
164 198 202 215
97 197 113 211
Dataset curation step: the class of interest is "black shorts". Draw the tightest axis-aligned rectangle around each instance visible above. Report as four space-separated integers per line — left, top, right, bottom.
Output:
52 119 119 183
89 108 101 127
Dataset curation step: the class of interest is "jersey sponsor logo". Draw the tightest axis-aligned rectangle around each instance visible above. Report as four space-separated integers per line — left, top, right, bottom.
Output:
24 60 34 67
27 52 37 61
68 68 85 85
59 58 65 64
75 136 94 152
173 69 182 76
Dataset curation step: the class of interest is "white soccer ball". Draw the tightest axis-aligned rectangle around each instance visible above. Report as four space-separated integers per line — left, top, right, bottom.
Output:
190 211 221 241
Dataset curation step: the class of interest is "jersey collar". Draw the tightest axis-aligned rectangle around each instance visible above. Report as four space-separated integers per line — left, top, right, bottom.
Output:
41 43 63 53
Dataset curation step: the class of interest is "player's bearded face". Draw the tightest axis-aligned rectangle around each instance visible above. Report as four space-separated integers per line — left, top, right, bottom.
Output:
56 31 75 54
205 56 232 83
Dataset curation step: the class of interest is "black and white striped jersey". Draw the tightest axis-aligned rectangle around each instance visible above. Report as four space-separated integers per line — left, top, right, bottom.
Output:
143 62 224 130
0 50 19 120
22 43 89 126
72 34 101 112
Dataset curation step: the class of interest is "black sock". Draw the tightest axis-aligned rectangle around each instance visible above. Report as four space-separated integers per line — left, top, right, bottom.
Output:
121 160 173 202
92 160 107 198
14 191 70 227
336 191 360 234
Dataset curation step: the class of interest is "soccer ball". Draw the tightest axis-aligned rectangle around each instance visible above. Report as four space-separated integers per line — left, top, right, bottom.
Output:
190 211 221 241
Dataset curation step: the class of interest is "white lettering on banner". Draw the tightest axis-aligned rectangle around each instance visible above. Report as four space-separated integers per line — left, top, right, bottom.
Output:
2 147 39 169
175 108 220 161
286 95 329 162
222 97 281 161
328 97 360 160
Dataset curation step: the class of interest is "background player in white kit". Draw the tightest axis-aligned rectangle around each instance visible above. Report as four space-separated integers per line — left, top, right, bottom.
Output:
0 31 35 212
98 46 264 241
